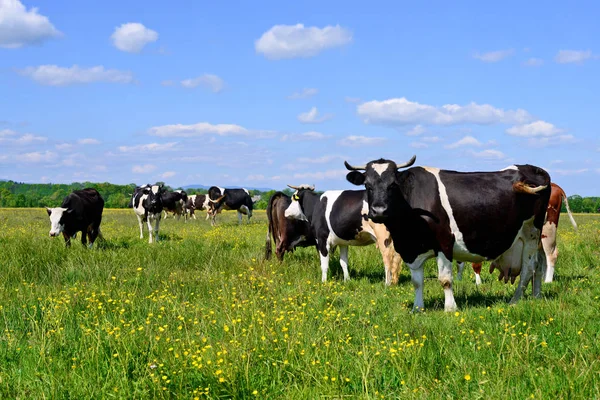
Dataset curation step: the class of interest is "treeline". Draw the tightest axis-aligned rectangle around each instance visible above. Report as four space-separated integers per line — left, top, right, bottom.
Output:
0 181 294 210
1 181 598 212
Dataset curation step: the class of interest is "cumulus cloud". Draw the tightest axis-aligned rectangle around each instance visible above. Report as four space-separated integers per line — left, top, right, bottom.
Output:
288 88 318 99
338 135 385 147
20 150 57 163
159 171 176 179
77 138 100 145
111 22 158 53
118 142 178 153
358 97 531 126
410 142 429 149
523 57 544 67
180 74 224 93
255 24 352 60
149 122 248 137
0 0 61 48
18 65 134 86
406 124 426 136
0 130 47 145
280 131 329 142
527 134 576 148
506 120 562 137
554 50 593 64
445 135 482 149
297 107 333 124
473 49 514 63
470 149 506 160
0 129 15 137
132 164 157 173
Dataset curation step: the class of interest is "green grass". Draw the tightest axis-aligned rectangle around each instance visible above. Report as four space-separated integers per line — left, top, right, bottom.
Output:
0 209 599 399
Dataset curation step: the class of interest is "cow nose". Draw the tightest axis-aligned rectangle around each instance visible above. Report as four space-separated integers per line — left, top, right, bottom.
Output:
371 206 387 217
49 232 57 237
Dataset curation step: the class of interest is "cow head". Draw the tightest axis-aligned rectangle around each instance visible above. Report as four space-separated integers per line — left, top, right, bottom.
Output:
284 184 315 222
345 155 417 222
46 207 72 237
146 184 165 214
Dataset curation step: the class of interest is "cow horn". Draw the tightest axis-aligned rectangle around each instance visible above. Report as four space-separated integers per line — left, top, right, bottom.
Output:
513 182 548 195
287 184 300 190
396 155 417 169
344 161 366 171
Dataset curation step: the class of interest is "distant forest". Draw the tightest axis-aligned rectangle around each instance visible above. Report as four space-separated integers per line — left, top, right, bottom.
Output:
0 181 293 210
0 181 599 213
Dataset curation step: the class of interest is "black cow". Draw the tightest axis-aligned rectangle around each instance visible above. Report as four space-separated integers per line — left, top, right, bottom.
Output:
162 189 188 220
207 186 253 226
265 191 316 261
284 185 402 284
184 194 210 221
132 184 166 243
345 155 551 311
46 188 104 248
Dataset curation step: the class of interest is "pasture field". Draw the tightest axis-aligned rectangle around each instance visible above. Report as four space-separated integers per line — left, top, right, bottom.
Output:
0 208 599 399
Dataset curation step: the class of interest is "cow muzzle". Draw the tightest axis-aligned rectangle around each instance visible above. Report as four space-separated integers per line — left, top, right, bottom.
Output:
49 231 60 237
368 206 389 222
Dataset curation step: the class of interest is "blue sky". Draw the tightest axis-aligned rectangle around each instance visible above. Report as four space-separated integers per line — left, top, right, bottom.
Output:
1 0 598 195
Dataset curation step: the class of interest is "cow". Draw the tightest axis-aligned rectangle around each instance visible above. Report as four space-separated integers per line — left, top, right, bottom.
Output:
284 185 403 285
457 182 577 285
207 186 253 226
344 155 551 312
184 194 210 221
162 189 188 220
265 191 316 261
131 184 166 243
46 188 104 248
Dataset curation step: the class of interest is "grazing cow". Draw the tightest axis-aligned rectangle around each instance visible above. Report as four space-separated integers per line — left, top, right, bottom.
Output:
46 188 104 248
185 194 210 221
345 155 551 311
457 183 577 285
132 184 166 243
162 189 188 220
207 186 253 226
284 185 403 285
265 191 316 261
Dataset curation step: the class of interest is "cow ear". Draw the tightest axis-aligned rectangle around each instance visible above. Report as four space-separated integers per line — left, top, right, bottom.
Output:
66 208 74 214
346 171 365 186
46 207 52 216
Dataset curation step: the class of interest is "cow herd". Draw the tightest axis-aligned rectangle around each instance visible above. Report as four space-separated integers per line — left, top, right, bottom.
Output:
45 154 579 312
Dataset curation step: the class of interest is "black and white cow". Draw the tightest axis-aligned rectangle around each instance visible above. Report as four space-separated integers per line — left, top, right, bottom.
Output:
185 194 210 221
162 189 188 220
284 185 402 285
345 155 551 311
207 186 253 226
46 188 104 248
131 184 166 243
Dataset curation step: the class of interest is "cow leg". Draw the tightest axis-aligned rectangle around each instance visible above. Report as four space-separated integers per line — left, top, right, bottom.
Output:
339 245 350 282
136 214 144 239
437 252 457 312
237 211 242 225
247 209 252 223
456 262 465 281
62 231 72 248
372 223 399 285
472 262 482 285
317 241 330 282
407 261 425 312
154 217 161 242
532 248 545 298
542 222 558 283
510 245 536 305
147 217 154 243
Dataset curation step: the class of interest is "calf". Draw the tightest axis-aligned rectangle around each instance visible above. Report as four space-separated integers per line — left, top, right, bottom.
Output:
207 186 253 226
265 191 316 261
457 182 577 285
162 189 188 220
345 155 551 311
46 188 104 248
284 185 403 285
132 184 165 243
185 194 210 221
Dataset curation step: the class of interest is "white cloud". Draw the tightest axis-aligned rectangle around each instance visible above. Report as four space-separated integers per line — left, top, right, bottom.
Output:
297 155 344 164
470 149 506 160
473 49 514 63
111 22 158 53
338 135 385 147
445 135 482 149
288 88 318 99
410 142 429 149
181 74 224 93
527 134 576 148
132 164 157 173
554 50 593 64
18 65 134 86
20 150 57 163
0 131 46 145
0 129 15 137
280 131 329 142
297 107 333 123
255 24 352 60
77 138 100 145
55 143 73 150
523 57 544 67
118 142 178 153
149 122 247 137
506 120 562 137
406 124 426 136
293 169 347 180
0 0 61 48
358 97 531 126
159 171 176 179
345 96 361 104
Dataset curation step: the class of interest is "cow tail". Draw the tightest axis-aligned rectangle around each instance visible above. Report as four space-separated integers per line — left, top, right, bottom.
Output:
265 194 275 260
513 181 548 195
561 188 578 231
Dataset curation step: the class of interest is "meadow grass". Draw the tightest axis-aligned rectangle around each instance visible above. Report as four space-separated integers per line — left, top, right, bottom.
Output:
0 209 598 399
